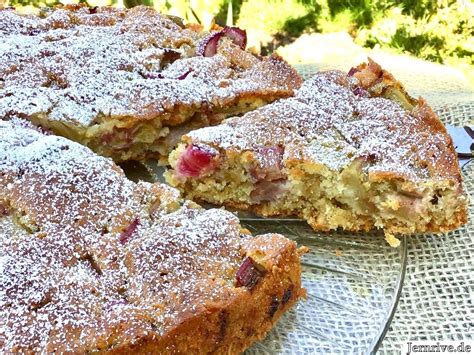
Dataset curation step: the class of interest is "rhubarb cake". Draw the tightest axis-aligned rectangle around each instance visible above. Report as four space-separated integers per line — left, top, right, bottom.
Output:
166 59 468 245
0 119 306 353
0 5 300 163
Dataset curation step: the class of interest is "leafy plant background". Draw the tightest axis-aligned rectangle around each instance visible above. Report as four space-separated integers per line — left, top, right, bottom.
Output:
3 0 473 83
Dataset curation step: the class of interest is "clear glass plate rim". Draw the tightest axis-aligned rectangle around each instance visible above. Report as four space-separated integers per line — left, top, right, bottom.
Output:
370 234 407 354
238 216 408 354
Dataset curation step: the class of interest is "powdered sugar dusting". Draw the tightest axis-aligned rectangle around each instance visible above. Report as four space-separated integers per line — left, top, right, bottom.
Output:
0 6 299 128
0 119 268 352
187 70 458 180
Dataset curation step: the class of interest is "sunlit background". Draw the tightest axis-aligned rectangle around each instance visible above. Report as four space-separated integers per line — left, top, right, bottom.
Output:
1 0 473 84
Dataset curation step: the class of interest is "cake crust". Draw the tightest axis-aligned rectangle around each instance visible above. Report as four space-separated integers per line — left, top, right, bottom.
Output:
0 119 305 353
0 5 301 162
166 59 468 243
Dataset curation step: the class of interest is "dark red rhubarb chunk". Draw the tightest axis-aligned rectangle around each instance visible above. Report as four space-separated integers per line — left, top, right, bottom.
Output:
235 257 265 290
0 204 9 217
361 152 379 163
119 218 140 244
198 26 247 56
348 67 358 76
268 296 280 318
222 26 247 49
197 32 223 57
177 69 193 80
250 146 285 181
177 144 217 178
145 73 165 79
282 285 294 305
352 86 369 97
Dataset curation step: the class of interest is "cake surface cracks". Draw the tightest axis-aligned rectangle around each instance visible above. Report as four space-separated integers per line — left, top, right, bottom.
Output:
186 71 455 180
0 5 300 161
166 62 468 240
0 119 303 353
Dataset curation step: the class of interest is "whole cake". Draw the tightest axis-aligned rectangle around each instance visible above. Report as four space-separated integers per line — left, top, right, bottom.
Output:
0 119 306 353
165 59 468 246
0 5 301 162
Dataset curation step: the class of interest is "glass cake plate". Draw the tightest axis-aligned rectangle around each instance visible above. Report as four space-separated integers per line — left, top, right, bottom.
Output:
123 162 407 355
242 219 407 354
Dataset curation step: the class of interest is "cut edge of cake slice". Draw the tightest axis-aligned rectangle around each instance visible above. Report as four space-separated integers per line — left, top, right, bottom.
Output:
165 59 468 246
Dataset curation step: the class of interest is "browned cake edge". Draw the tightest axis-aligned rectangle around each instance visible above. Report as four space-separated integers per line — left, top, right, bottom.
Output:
0 119 307 353
108 235 306 354
349 58 468 232
164 59 468 244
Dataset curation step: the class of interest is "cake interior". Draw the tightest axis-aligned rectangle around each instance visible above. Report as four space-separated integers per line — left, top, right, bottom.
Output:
165 60 468 245
166 143 466 246
26 97 269 163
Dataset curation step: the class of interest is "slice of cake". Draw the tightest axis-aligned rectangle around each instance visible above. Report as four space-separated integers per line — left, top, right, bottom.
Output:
0 5 300 163
165 59 468 245
0 119 306 353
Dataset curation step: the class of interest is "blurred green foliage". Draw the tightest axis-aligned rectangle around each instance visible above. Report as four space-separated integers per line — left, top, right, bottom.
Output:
354 1 474 68
6 0 474 70
236 0 321 40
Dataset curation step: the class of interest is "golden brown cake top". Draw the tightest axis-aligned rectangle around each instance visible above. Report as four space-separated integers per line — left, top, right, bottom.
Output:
185 62 461 182
0 119 294 352
0 5 300 127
